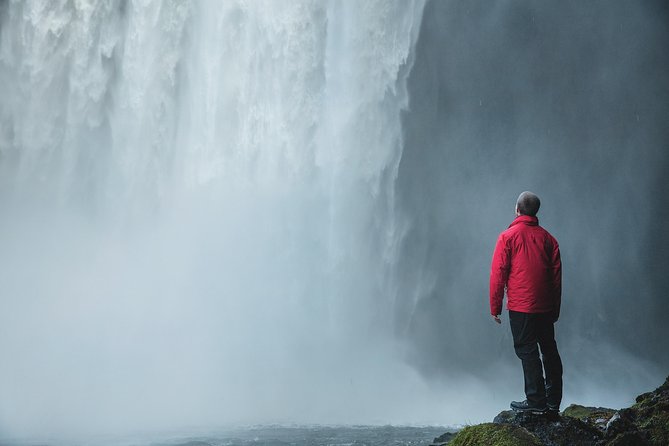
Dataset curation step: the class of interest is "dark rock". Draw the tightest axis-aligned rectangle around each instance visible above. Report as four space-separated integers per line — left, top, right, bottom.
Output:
431 375 669 445
605 431 649 446
562 404 617 431
493 410 602 446
430 431 456 445
603 410 636 439
629 375 669 445
492 409 516 424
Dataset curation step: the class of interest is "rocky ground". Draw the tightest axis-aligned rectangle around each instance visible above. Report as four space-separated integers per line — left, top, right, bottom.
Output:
430 375 669 446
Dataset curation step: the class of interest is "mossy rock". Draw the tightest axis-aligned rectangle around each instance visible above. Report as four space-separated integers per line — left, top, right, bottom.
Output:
431 431 456 445
448 423 542 446
441 375 669 446
630 376 669 445
632 409 669 445
604 431 650 446
562 404 617 430
633 375 669 410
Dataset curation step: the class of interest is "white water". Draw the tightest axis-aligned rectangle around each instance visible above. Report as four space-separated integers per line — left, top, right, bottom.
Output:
0 0 496 439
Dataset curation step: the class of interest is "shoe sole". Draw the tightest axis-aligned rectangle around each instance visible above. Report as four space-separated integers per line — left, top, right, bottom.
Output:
511 407 548 415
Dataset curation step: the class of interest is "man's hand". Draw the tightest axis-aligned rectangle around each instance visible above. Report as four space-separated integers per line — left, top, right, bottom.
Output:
492 314 501 324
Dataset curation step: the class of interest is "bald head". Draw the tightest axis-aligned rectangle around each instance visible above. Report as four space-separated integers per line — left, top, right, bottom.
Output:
516 191 541 217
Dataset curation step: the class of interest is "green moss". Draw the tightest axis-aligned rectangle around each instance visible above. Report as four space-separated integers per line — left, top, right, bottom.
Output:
642 412 669 445
562 405 595 419
628 376 669 445
448 423 542 446
562 404 616 427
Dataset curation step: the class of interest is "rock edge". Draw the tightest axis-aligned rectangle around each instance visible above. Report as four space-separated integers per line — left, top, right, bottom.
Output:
430 375 669 445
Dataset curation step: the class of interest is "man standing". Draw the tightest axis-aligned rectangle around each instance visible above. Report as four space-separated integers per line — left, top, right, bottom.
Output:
490 191 563 414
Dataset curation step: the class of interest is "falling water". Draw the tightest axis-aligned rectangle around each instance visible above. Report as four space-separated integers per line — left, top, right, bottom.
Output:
3 0 668 441
0 0 472 438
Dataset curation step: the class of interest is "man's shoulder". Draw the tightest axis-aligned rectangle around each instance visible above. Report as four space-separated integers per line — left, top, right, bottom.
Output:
536 224 557 239
536 225 559 247
497 226 521 247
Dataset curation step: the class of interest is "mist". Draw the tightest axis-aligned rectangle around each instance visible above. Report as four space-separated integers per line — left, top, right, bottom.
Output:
0 0 448 438
397 0 669 412
0 0 668 441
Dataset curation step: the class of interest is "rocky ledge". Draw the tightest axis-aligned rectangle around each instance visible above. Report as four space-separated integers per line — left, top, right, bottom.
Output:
430 375 669 446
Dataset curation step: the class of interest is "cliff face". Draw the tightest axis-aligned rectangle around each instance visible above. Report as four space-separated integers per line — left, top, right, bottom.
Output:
432 376 669 446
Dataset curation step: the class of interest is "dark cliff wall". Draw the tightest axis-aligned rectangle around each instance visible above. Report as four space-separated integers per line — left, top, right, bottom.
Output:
397 0 669 382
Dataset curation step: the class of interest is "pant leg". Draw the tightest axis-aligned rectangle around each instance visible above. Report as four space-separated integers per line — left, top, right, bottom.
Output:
536 312 563 407
509 310 547 406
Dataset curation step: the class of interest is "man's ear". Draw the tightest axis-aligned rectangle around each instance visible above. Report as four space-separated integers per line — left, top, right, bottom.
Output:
515 205 520 216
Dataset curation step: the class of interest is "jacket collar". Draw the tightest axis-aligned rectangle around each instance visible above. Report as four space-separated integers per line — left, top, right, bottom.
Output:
509 215 538 228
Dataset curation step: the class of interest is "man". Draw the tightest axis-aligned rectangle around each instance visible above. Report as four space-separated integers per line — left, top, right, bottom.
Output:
490 191 563 414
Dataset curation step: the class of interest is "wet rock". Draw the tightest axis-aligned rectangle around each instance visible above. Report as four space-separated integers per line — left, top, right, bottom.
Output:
629 375 669 445
492 409 517 424
494 410 602 446
603 409 636 439
562 404 617 432
429 431 456 445
431 375 669 445
447 422 542 446
605 431 649 446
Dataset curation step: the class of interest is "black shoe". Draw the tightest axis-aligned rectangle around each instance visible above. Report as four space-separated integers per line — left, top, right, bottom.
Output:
510 399 547 414
547 403 560 413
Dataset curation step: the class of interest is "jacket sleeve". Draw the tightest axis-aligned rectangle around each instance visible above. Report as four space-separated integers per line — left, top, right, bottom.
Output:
550 238 562 320
489 234 510 315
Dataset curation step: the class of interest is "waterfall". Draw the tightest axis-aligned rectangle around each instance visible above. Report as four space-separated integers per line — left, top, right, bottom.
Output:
0 0 445 436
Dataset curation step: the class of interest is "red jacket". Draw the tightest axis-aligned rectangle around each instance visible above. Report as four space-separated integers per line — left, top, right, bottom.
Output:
489 215 561 317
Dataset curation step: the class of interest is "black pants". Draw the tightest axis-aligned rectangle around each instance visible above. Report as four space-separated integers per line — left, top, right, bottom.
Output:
509 310 563 407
